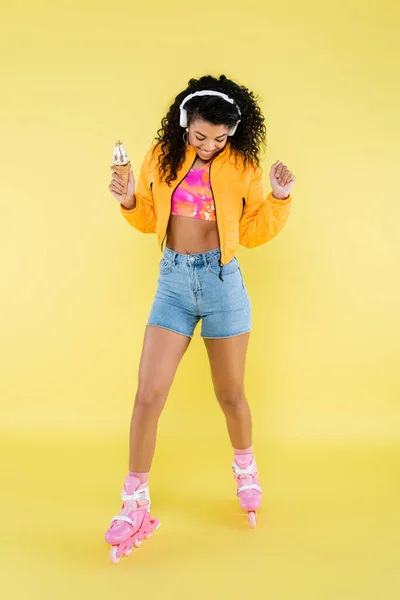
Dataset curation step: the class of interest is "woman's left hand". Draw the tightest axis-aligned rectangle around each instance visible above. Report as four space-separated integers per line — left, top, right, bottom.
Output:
269 161 296 199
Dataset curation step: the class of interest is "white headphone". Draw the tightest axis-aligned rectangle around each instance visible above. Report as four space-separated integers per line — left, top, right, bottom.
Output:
179 90 242 136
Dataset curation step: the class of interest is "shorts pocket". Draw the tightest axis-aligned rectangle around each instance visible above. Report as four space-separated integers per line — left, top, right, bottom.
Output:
159 257 175 275
207 256 240 276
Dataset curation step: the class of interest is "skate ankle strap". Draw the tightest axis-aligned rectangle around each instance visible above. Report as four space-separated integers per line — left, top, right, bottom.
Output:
121 487 150 503
232 460 257 476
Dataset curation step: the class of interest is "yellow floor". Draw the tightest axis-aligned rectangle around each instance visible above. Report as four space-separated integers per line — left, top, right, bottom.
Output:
2 434 398 600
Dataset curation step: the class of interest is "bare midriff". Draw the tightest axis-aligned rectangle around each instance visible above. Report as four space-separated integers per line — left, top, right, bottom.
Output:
166 215 219 254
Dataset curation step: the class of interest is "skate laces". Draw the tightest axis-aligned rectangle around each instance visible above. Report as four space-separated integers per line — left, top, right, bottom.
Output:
232 460 262 495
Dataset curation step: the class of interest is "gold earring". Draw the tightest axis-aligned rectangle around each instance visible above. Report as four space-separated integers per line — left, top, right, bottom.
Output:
183 128 189 144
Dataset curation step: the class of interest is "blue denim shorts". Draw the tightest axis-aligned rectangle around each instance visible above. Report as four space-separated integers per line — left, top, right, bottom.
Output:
147 247 252 339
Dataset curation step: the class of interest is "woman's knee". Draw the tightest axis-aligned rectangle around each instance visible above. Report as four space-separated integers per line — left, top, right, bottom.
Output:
133 386 168 418
216 387 247 414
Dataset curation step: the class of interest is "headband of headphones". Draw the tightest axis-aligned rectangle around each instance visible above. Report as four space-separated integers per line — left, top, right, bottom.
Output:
179 90 241 136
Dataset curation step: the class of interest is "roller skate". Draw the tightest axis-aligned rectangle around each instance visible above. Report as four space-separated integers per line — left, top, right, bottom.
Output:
232 455 262 528
104 475 160 564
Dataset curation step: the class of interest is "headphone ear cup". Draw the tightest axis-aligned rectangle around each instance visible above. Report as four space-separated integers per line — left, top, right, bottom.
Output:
228 121 240 136
180 109 188 128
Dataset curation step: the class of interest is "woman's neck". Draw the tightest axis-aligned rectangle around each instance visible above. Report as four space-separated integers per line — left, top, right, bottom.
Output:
190 142 229 169
191 157 211 170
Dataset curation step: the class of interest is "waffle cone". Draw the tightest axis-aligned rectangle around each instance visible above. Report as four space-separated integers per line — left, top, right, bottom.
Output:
115 162 131 195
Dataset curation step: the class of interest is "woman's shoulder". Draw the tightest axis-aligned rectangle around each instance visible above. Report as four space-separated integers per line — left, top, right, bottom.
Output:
225 147 260 178
137 142 164 180
142 140 163 163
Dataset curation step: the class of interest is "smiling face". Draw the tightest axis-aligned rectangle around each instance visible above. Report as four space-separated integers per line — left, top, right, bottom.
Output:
187 118 230 161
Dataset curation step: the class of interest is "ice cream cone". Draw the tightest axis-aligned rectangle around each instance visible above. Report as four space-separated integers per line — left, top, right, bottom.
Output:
113 140 131 195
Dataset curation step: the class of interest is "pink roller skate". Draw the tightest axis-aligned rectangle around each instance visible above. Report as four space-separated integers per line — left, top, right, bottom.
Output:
104 475 160 564
232 455 262 528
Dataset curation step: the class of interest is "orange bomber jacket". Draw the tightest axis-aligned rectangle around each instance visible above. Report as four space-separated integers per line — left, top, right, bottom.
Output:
120 141 292 266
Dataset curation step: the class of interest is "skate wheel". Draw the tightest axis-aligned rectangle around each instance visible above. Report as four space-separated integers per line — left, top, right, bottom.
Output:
133 537 143 548
109 546 121 564
248 511 257 528
144 532 152 539
124 545 133 556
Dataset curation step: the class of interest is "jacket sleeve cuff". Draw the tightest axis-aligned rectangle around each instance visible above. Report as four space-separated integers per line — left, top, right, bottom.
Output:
268 190 292 205
120 196 139 214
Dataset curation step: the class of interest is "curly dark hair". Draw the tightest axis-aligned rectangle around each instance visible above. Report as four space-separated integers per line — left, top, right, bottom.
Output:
153 74 267 185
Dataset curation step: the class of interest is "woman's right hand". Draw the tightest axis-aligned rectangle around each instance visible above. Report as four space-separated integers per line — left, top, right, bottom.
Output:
109 166 136 209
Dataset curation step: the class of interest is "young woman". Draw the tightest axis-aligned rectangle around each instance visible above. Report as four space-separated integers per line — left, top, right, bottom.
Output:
105 74 295 561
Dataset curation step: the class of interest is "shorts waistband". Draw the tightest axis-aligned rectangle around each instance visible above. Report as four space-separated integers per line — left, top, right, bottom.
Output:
163 246 221 266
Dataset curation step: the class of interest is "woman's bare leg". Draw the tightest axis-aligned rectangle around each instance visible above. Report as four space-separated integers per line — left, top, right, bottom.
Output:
129 325 191 472
203 333 252 449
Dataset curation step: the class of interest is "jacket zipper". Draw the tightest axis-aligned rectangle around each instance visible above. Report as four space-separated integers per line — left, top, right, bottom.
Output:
208 159 224 281
161 156 197 252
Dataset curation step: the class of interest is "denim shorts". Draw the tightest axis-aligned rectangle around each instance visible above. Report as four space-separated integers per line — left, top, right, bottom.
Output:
147 247 252 339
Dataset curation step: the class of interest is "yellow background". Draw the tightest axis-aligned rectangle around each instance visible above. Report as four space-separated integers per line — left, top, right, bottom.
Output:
1 0 399 598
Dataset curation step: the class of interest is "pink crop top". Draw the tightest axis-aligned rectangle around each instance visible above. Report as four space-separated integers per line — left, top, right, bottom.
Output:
171 162 216 221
